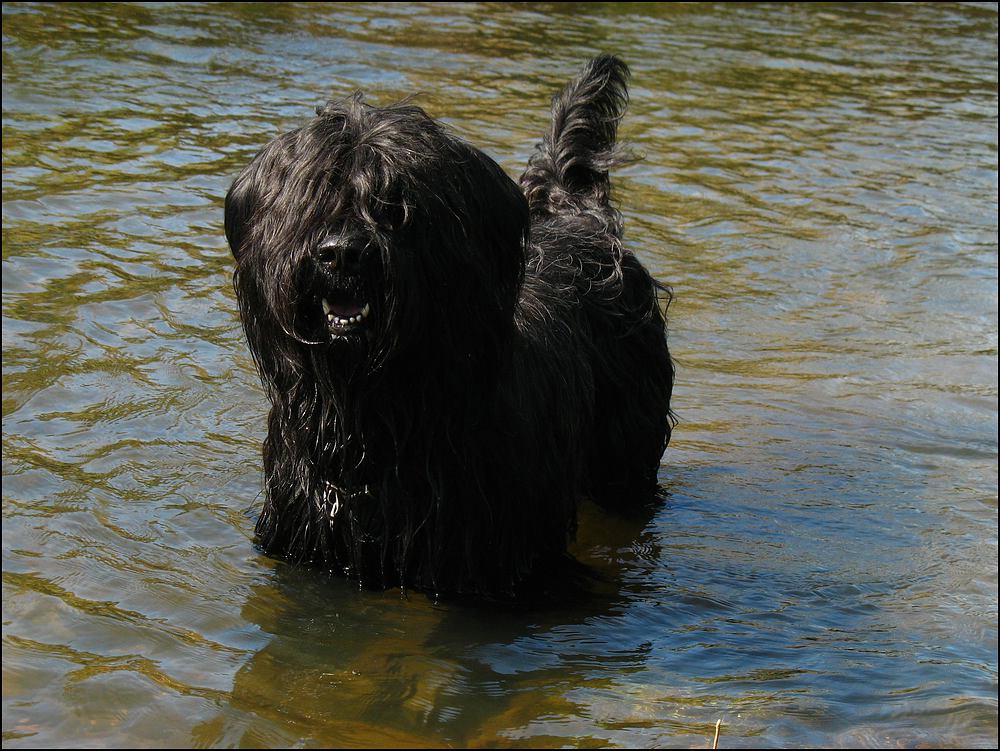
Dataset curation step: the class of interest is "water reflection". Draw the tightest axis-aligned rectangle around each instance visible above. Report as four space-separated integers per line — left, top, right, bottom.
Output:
190 501 671 747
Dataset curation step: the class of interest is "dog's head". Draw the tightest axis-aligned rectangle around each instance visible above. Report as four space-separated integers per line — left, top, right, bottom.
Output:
225 95 528 388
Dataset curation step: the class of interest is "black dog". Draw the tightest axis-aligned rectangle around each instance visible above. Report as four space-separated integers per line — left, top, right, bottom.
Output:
225 55 674 596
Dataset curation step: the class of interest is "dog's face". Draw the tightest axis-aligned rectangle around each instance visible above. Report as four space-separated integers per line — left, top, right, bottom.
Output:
225 96 529 388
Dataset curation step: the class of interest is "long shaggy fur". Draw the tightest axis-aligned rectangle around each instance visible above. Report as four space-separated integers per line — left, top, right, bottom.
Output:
225 55 674 596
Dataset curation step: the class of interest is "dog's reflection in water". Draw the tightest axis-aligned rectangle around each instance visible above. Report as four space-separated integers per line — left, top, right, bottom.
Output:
191 498 662 746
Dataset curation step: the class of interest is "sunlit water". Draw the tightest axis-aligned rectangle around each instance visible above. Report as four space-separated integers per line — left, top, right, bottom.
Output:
3 3 997 747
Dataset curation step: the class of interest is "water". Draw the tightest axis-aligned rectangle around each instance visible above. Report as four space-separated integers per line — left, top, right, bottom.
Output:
3 2 996 747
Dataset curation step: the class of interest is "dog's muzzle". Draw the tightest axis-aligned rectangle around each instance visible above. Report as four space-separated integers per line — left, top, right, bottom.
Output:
314 236 373 339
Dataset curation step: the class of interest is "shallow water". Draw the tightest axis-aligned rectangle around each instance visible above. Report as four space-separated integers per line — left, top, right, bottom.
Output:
2 2 997 748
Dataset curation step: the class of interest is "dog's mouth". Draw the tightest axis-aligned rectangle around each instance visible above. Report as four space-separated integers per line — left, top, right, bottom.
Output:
321 290 371 338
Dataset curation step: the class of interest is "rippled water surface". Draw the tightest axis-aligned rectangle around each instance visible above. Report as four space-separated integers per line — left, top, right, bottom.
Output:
3 2 997 747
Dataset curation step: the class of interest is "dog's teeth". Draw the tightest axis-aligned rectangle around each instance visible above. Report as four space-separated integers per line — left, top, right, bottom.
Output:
326 311 367 328
322 298 331 315
361 303 370 319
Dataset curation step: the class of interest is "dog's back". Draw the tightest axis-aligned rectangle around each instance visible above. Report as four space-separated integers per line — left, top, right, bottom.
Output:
516 55 675 508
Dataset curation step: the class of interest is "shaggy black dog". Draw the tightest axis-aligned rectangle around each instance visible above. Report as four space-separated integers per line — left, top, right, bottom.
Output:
225 55 674 596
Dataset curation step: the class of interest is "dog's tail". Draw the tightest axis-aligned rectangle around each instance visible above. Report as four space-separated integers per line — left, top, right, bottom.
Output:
519 55 631 234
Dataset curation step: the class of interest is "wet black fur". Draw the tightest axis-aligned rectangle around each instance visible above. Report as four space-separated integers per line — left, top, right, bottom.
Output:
225 55 675 596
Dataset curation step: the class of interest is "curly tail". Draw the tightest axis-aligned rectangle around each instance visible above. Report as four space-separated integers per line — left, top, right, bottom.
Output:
519 55 631 234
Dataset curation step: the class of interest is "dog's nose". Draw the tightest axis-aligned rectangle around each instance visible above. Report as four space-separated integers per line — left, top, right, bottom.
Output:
315 237 363 273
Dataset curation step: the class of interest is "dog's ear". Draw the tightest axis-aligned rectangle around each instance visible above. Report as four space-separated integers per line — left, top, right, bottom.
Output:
224 165 257 261
379 139 528 370
417 143 527 323
463 148 529 315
